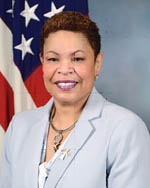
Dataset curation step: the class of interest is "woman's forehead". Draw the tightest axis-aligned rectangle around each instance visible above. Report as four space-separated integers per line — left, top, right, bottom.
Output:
44 30 92 52
44 49 87 57
45 30 88 42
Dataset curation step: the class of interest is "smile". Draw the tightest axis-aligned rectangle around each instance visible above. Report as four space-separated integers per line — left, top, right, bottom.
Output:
55 81 78 91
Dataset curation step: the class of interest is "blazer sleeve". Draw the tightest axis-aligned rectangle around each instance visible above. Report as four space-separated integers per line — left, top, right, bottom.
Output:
107 115 150 188
0 118 14 188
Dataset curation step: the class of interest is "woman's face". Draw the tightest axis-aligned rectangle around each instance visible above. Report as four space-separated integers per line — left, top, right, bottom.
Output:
41 30 103 106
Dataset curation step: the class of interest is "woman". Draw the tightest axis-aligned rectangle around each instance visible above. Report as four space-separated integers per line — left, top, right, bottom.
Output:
0 11 150 188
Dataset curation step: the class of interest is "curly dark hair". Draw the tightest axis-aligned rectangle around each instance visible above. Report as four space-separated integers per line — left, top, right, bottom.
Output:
40 11 101 58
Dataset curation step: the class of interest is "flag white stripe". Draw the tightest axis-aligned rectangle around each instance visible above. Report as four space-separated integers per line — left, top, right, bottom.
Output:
0 18 36 113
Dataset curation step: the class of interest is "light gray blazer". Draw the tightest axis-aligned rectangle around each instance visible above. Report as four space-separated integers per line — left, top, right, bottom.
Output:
0 88 150 188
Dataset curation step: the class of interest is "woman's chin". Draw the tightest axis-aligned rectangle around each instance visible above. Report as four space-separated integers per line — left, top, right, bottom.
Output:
54 95 77 106
53 91 90 107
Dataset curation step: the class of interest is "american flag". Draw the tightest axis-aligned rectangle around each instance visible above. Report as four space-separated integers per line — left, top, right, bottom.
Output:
0 0 88 162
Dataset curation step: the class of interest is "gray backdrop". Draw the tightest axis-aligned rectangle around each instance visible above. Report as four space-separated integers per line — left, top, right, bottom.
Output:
88 0 150 131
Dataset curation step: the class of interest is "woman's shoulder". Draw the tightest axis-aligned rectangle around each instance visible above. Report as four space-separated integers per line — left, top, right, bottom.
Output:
101 98 148 135
104 99 141 121
90 88 147 132
14 101 50 120
8 99 53 132
93 88 143 125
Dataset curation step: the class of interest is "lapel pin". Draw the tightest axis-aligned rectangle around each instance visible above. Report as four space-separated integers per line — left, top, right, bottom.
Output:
60 149 71 160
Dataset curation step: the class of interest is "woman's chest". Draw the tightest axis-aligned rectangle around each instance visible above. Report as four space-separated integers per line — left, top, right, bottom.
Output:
43 143 108 188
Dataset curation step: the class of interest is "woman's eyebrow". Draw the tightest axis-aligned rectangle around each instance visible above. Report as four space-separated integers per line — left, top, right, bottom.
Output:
46 50 85 56
72 50 85 56
46 50 59 55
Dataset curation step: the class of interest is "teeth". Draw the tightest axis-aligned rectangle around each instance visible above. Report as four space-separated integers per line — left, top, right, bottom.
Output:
57 82 76 87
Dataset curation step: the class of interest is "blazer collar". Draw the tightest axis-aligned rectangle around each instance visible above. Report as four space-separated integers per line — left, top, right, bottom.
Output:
44 87 106 121
79 87 106 121
44 87 106 188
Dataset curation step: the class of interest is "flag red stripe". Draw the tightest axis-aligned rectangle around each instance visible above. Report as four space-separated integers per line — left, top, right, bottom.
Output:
0 72 14 131
25 65 51 107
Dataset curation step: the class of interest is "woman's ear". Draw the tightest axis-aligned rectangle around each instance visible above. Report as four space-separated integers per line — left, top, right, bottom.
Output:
94 52 104 77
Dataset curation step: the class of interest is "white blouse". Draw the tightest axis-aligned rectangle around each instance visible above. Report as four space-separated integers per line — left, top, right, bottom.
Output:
38 133 72 188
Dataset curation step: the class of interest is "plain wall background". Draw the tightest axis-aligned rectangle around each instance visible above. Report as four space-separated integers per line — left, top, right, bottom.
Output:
88 0 150 131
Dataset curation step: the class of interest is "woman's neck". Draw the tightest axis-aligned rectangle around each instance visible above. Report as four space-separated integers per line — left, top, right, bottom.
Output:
52 98 88 130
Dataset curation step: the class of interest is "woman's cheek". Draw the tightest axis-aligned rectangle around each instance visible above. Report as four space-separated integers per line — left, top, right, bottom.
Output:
43 65 53 78
79 68 94 80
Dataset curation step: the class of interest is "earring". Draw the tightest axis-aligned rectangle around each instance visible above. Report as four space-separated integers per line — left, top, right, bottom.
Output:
95 75 99 80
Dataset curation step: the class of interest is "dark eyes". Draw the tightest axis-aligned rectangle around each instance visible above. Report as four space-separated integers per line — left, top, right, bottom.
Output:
72 57 85 62
46 57 85 63
47 58 59 62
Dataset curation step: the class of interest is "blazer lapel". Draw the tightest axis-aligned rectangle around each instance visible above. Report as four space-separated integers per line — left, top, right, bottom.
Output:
45 119 94 188
24 100 54 188
45 88 106 188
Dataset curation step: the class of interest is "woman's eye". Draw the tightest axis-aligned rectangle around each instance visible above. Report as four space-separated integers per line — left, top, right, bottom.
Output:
73 57 85 62
47 58 59 62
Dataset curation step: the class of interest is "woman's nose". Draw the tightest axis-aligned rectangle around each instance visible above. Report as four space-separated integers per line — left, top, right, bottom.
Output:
57 61 74 75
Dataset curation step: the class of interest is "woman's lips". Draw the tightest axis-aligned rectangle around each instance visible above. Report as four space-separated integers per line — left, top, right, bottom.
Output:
55 81 78 91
